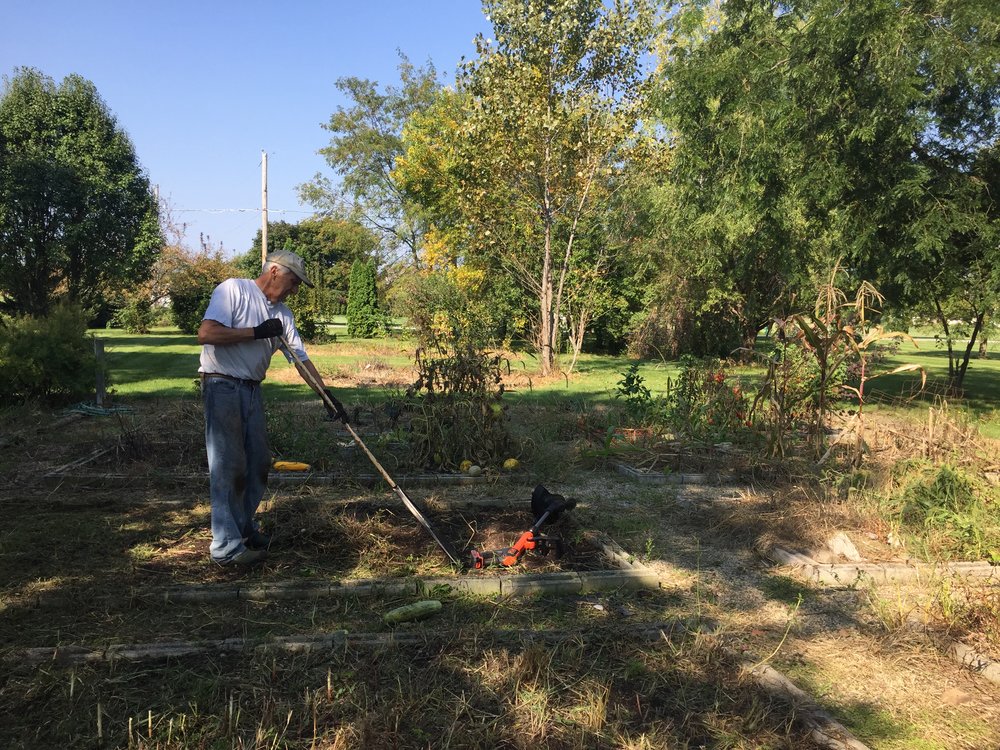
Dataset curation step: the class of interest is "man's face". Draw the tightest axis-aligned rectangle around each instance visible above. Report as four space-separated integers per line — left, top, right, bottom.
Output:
264 266 302 303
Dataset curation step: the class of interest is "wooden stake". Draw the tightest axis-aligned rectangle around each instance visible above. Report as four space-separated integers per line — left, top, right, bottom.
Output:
94 338 106 408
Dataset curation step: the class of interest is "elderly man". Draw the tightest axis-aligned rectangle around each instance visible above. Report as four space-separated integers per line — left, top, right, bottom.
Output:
197 250 348 565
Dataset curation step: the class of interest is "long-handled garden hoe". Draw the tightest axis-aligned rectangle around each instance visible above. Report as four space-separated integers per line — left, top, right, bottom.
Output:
280 338 463 567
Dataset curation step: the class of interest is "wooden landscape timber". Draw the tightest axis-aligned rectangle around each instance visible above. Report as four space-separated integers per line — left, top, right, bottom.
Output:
770 548 1000 586
772 547 1000 688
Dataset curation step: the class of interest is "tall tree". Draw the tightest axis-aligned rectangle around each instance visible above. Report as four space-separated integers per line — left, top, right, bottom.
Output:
457 0 656 375
0 68 161 317
653 0 999 378
299 54 440 271
887 0 1000 389
655 0 870 355
392 87 533 351
346 259 384 338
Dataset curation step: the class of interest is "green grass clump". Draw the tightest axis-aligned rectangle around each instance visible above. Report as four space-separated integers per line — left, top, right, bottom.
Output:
891 462 1000 561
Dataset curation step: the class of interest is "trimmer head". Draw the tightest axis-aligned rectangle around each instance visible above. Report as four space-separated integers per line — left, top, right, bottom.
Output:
531 484 576 523
468 484 576 570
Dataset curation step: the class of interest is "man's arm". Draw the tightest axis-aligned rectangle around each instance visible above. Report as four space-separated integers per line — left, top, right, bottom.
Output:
198 319 255 345
198 319 282 345
286 344 350 424
294 358 327 396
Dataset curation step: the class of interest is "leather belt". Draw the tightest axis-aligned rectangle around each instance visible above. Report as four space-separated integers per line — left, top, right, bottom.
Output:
200 372 261 386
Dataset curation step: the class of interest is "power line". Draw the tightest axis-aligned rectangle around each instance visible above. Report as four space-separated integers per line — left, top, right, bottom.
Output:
171 208 316 215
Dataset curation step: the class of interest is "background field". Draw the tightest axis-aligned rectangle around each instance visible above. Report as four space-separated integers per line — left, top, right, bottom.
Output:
95 327 1000 429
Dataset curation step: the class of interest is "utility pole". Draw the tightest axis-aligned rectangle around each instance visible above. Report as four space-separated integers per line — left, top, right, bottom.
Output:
261 150 268 266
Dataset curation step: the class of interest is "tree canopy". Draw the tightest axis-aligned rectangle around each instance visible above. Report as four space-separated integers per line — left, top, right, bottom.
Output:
299 54 440 271
0 68 161 318
649 0 999 383
389 0 658 373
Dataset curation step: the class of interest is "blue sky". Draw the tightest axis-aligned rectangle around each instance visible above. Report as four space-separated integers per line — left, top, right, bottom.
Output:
1 1 490 255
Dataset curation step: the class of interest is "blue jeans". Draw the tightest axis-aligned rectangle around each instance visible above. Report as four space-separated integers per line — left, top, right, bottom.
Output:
202 377 270 562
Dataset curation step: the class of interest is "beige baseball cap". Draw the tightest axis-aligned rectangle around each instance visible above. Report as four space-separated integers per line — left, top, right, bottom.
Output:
266 250 314 288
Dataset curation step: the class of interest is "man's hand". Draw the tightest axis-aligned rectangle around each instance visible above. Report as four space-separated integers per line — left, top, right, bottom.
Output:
323 389 350 424
253 318 283 340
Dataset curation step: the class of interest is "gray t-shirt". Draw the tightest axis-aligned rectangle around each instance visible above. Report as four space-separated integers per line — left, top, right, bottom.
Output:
198 278 308 382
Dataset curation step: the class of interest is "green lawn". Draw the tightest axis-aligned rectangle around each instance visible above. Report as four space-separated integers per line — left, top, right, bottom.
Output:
94 326 681 406
93 327 999 434
864 339 1000 436
96 326 413 403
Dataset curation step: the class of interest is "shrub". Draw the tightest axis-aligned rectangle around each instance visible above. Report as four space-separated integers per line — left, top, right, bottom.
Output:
293 305 320 343
405 347 511 470
169 270 215 335
346 259 386 338
0 303 100 405
110 291 156 334
391 265 521 352
167 251 236 334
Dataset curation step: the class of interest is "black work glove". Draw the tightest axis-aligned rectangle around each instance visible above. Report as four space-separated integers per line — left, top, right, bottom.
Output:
323 389 350 424
253 318 283 340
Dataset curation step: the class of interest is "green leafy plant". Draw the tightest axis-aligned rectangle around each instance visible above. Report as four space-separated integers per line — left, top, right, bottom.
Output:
895 463 999 560
615 362 652 419
665 355 750 441
0 302 101 405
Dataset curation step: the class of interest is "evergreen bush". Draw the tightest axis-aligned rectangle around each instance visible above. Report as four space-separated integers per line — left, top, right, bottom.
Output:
0 303 100 405
346 259 385 338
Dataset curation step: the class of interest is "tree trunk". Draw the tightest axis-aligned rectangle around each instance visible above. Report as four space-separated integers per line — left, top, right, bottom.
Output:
934 299 984 392
566 309 590 375
539 223 555 377
954 312 985 391
934 298 959 383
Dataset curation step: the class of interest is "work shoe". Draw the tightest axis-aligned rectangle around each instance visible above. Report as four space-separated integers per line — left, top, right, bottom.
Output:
246 530 272 550
214 547 267 566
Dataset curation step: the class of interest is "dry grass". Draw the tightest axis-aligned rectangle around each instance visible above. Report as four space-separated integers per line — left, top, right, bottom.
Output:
1 627 831 749
3 397 1000 748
